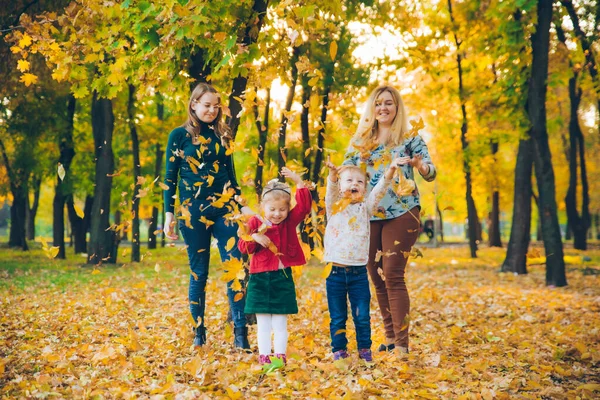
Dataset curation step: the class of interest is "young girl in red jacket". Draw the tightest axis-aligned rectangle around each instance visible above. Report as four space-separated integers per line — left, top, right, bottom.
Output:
238 167 312 365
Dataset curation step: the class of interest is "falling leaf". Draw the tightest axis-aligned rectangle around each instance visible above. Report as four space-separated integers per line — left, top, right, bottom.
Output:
443 206 454 211
17 59 30 72
322 262 332 278
19 33 32 48
225 237 236 252
57 163 66 181
233 292 244 302
19 73 38 86
74 204 84 219
329 41 338 61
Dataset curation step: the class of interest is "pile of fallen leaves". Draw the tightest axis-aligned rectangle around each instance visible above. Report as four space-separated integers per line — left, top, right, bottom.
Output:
1 246 599 399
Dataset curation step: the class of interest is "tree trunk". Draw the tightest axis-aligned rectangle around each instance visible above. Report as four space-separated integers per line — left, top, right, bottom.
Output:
67 195 91 254
53 94 76 259
87 93 116 265
300 75 312 177
529 0 566 286
502 138 533 274
311 79 332 186
561 0 600 135
448 0 478 258
9 187 28 250
148 92 165 250
226 0 269 140
277 47 300 178
189 48 211 86
436 200 444 242
128 84 142 262
26 176 41 241
489 141 502 247
253 86 270 197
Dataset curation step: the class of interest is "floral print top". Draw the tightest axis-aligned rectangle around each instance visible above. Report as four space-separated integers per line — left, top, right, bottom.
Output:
343 134 436 221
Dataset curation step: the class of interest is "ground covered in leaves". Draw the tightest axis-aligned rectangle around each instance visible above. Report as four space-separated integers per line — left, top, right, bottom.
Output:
1 244 599 399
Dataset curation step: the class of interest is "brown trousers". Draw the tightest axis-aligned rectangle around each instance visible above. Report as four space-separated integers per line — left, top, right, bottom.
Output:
368 207 420 349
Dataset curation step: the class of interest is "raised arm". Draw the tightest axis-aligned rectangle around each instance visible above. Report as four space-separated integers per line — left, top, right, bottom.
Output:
324 157 341 217
408 135 436 181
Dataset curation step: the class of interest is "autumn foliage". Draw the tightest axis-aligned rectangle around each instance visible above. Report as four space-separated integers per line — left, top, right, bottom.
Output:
1 246 599 398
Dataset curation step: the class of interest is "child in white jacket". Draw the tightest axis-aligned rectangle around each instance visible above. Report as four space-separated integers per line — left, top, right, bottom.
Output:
323 160 397 362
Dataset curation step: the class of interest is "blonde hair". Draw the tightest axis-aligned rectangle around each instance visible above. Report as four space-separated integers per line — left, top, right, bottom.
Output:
261 179 292 204
338 165 369 187
352 85 408 147
183 83 233 146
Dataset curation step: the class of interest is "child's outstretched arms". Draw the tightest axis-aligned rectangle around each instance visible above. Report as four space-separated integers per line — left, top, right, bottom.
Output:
324 157 341 217
281 167 305 189
325 156 339 183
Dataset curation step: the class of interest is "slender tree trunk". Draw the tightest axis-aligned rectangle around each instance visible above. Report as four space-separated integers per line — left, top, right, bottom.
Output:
26 176 41 241
226 0 269 140
502 138 533 274
529 0 566 286
561 0 600 135
300 75 312 177
436 200 444 242
128 84 141 262
253 86 270 197
311 80 332 186
448 0 479 258
189 48 211 86
148 92 165 249
87 93 116 265
277 47 300 178
67 195 90 254
53 94 76 258
9 187 28 250
489 141 502 247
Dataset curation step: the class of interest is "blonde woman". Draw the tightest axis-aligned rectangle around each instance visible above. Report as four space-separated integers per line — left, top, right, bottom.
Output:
343 85 436 355
163 83 251 349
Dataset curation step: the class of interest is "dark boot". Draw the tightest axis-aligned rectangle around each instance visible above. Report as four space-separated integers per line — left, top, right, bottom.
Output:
193 326 206 347
233 326 250 350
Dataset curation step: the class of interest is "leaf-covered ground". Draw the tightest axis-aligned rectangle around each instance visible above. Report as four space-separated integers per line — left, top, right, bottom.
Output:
1 244 599 399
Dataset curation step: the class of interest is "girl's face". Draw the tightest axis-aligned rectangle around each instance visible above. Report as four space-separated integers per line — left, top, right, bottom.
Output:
374 90 397 127
262 198 290 225
191 92 220 123
339 169 367 201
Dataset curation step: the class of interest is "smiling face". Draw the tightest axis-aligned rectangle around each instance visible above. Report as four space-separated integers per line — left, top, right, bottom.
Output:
339 168 367 202
374 90 397 127
191 92 221 124
262 198 290 225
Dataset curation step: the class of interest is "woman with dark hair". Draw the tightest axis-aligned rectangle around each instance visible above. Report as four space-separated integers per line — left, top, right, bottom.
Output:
163 83 251 349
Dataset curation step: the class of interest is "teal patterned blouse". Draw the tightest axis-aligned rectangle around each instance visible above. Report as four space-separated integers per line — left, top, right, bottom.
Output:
343 135 436 221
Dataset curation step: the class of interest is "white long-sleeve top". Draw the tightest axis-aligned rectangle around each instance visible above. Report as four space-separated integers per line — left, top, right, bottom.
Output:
323 176 391 266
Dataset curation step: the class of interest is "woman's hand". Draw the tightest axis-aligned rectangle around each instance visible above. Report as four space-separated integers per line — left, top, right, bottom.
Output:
281 167 305 188
409 155 430 175
163 212 179 240
392 156 412 166
251 233 272 248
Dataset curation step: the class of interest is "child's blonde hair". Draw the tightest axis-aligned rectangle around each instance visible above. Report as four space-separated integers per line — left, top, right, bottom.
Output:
338 165 369 187
261 179 292 204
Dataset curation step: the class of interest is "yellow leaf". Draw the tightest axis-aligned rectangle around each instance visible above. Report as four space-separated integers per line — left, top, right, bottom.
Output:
225 237 236 252
304 147 311 157
322 262 332 278
19 73 38 87
10 46 21 54
348 216 357 225
158 182 169 190
234 292 244 302
91 269 101 275
19 33 32 48
334 329 346 336
213 32 227 42
577 383 600 391
199 216 214 227
206 175 215 187
74 204 84 219
17 59 30 72
47 247 60 259
329 41 338 61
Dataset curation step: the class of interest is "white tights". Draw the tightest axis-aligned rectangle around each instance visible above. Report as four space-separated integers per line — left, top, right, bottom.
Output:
256 313 288 355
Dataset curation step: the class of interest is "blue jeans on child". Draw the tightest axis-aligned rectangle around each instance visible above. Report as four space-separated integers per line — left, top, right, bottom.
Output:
179 202 246 330
326 265 372 352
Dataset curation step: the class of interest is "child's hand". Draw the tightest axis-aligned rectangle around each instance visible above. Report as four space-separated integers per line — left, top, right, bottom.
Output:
325 156 339 182
384 163 398 180
251 233 272 248
281 167 305 188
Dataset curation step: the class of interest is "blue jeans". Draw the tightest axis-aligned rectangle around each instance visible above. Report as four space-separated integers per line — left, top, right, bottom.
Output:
326 265 372 352
179 202 246 329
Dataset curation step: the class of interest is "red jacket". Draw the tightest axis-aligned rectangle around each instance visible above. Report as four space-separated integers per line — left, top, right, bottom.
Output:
238 187 312 274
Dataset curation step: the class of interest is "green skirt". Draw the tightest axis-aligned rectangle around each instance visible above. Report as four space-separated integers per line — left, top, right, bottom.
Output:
245 269 298 314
